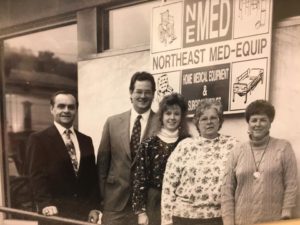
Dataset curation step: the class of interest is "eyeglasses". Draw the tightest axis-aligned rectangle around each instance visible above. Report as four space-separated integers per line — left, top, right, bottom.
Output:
199 116 219 124
132 90 153 96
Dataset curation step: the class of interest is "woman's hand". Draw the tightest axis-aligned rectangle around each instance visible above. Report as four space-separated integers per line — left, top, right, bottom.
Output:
138 212 149 225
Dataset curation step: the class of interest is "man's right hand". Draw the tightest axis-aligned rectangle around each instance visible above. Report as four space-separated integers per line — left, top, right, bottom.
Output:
42 206 58 216
88 210 102 224
138 212 149 225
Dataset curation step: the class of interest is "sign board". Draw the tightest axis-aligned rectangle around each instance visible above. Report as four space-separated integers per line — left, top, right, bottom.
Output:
151 0 273 115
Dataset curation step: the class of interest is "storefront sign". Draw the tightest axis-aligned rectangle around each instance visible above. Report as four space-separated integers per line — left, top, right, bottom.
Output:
151 0 273 114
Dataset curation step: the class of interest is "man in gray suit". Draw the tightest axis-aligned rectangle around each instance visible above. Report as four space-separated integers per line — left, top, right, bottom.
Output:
96 71 158 225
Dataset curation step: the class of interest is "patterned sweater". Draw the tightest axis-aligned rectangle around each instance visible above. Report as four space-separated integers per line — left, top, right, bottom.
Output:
132 135 181 213
221 136 298 225
161 134 238 225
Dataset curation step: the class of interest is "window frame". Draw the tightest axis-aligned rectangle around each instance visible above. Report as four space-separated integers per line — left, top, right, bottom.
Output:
0 12 77 219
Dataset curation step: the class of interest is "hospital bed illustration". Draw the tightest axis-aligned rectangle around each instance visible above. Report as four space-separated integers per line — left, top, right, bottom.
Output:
232 68 264 103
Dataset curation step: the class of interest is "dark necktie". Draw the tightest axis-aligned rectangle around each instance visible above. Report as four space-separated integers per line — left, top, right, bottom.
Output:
130 115 142 159
64 129 79 175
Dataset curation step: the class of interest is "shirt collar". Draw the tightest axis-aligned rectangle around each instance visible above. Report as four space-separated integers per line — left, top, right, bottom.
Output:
131 108 151 121
54 121 75 135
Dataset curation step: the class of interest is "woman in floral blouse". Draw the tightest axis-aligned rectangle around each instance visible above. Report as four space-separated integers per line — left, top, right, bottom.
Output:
161 99 238 225
132 93 189 225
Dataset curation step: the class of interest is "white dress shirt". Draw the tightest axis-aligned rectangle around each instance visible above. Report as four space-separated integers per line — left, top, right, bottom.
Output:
54 121 81 167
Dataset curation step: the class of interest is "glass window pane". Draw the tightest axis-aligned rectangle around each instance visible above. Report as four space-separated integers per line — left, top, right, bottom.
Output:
4 24 78 214
109 1 160 49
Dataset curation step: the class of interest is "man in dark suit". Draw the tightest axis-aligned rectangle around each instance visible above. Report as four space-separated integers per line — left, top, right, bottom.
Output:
96 71 159 225
26 90 99 221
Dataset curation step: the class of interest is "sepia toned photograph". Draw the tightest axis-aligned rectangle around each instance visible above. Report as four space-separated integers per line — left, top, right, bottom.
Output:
0 0 300 225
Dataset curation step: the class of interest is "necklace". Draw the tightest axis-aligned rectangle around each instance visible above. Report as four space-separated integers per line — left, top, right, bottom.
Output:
250 137 270 179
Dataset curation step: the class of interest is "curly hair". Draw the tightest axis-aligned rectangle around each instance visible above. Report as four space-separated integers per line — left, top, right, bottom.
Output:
193 98 224 132
245 99 275 123
157 93 189 138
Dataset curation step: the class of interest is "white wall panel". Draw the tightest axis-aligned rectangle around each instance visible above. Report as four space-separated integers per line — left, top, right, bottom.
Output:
78 50 150 151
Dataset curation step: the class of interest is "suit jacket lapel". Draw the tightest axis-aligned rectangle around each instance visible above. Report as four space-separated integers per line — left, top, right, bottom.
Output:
47 125 77 176
74 130 83 171
47 125 67 152
142 110 157 140
119 110 131 160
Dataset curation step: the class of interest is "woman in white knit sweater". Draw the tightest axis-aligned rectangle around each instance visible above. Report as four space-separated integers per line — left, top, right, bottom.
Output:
221 100 298 225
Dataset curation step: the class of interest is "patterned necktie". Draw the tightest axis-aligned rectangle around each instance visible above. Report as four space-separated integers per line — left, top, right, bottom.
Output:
130 115 142 159
64 129 79 175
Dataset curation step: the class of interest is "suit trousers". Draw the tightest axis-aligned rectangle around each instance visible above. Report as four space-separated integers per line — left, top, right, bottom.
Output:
102 200 138 225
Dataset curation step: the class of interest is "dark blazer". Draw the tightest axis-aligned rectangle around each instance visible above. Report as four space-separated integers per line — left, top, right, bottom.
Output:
97 110 158 211
26 125 99 221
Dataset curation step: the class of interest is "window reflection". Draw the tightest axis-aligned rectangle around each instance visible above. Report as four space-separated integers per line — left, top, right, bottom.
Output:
4 24 78 213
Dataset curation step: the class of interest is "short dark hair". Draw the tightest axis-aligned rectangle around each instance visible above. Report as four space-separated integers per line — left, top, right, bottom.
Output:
157 93 189 138
50 90 78 108
129 71 156 93
245 99 275 123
